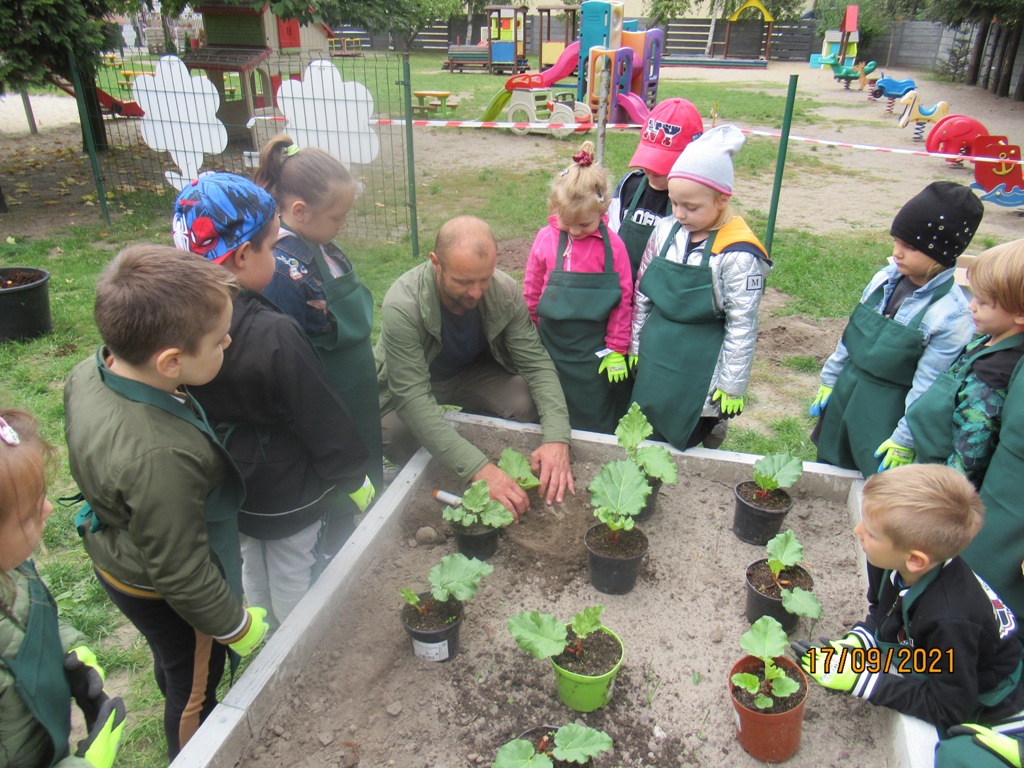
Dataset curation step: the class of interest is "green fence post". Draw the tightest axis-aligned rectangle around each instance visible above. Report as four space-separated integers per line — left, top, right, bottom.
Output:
765 73 798 255
401 54 420 259
69 51 111 224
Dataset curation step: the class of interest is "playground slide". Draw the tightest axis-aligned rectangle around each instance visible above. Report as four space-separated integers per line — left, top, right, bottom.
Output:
480 89 512 122
616 92 649 125
538 41 581 87
51 77 145 118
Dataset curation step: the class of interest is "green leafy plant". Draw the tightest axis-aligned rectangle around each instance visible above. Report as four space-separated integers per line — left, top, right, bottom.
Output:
731 616 802 710
752 453 803 501
497 448 540 490
442 479 515 529
508 605 605 661
400 553 493 616
615 403 679 485
492 723 613 768
588 459 651 544
765 530 822 628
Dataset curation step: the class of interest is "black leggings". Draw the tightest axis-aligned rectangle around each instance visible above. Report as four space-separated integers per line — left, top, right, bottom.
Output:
99 575 226 759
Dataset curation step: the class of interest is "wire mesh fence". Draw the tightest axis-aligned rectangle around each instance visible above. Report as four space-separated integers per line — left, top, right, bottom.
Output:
85 49 414 243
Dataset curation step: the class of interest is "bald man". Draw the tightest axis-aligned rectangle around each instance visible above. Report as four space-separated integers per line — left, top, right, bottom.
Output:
376 216 574 518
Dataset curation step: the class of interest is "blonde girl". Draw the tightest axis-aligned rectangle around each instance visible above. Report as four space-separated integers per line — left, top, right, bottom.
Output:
523 140 633 434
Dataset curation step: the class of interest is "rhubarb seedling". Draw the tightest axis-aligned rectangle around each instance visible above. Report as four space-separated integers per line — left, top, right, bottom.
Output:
752 453 803 502
400 553 493 616
442 479 515 529
731 616 801 709
508 605 605 660
588 459 650 544
615 403 678 484
492 723 613 768
765 530 822 625
497 448 540 491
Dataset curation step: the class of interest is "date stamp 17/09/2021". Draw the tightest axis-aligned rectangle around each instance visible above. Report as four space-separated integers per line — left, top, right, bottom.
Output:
806 646 954 675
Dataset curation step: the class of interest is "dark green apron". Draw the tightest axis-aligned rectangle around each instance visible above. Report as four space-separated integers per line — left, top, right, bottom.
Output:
965 356 1024 621
279 233 382 492
0 562 73 766
618 176 671 283
76 348 246 599
817 278 953 477
907 335 1024 465
536 224 623 434
632 222 725 450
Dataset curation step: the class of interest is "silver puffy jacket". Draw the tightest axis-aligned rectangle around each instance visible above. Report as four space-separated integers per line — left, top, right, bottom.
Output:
629 216 772 417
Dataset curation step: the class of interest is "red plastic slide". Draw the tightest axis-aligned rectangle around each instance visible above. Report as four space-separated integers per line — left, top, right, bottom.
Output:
505 41 581 91
50 77 145 118
616 92 649 125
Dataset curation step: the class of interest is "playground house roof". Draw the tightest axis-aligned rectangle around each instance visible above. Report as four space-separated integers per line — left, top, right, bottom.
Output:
727 0 774 22
178 46 272 73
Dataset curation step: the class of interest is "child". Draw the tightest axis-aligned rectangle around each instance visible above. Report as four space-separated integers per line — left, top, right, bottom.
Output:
175 173 373 631
64 245 268 759
1 408 126 768
607 98 704 280
811 181 983 478
629 125 771 451
792 465 1024 755
907 239 1024 487
523 140 633 434
254 136 382 498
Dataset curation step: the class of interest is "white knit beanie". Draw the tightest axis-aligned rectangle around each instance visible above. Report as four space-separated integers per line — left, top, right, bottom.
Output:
667 124 745 196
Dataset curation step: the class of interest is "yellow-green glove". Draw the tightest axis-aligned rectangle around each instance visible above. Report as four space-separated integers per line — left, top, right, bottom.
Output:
598 351 628 383
792 638 874 697
347 476 376 513
229 607 269 657
875 439 915 472
65 646 106 730
712 389 744 417
809 385 833 417
946 724 1024 767
75 696 126 768
628 353 639 372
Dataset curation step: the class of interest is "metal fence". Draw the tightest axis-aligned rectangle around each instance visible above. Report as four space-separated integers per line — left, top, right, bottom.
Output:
83 49 414 243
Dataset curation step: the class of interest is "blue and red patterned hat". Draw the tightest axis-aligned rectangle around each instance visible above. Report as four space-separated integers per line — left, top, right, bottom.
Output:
172 173 276 264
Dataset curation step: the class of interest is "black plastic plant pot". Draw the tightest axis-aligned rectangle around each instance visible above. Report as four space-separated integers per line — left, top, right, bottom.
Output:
0 267 52 343
634 479 662 523
584 523 648 595
400 592 464 663
732 482 793 546
744 559 813 634
451 523 499 561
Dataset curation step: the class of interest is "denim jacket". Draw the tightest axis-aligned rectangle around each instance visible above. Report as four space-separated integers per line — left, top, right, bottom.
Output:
820 264 973 449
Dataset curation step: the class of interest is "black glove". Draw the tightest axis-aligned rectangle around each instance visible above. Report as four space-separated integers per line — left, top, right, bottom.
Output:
64 646 105 730
75 695 127 768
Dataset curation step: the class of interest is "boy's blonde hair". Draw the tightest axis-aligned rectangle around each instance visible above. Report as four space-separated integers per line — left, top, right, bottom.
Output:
967 239 1024 316
548 141 609 221
95 245 239 366
861 464 983 562
254 133 356 213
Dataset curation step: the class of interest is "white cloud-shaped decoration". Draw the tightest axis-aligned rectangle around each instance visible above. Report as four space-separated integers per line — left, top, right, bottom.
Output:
276 59 379 165
134 56 228 190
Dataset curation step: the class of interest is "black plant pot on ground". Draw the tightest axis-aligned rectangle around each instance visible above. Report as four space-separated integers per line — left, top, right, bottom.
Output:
733 481 794 545
400 592 464 662
584 523 648 595
744 559 814 634
450 522 499 560
0 267 52 343
634 479 662 523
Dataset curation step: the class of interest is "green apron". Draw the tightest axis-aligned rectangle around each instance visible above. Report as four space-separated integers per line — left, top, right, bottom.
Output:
618 176 671 283
536 224 623 434
965 356 1024 621
632 222 725 450
277 234 382 492
0 562 73 767
907 335 1024 465
817 278 953 477
76 348 246 599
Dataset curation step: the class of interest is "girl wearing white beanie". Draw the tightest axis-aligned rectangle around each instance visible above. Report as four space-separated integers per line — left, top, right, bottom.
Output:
628 125 772 450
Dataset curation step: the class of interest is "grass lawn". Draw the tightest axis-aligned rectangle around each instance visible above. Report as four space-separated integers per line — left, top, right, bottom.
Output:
0 50 887 766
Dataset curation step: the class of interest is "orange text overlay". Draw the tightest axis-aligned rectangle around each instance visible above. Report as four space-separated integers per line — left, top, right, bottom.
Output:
807 645 954 675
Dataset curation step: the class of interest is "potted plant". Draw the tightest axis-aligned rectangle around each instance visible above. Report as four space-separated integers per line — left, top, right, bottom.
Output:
0 267 52 343
729 616 809 762
497 447 541 509
614 403 678 520
441 479 515 560
733 453 804 544
492 723 613 767
584 459 650 594
508 605 623 713
400 553 492 662
745 529 821 634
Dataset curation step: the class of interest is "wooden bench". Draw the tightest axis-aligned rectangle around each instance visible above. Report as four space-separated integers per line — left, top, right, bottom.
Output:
446 45 490 73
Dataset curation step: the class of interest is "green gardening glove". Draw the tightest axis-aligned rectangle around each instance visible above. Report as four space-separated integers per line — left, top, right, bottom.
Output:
229 607 269 657
791 637 874 697
75 695 126 768
65 646 106 730
946 724 1024 767
875 439 915 472
347 476 376 513
712 389 744 417
809 385 833 417
598 351 628 383
628 353 639 372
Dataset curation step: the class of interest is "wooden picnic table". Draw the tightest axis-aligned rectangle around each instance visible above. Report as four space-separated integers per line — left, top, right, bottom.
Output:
412 90 456 118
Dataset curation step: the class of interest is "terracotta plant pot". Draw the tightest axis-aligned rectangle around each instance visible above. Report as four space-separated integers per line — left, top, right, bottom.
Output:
399 591 463 663
732 481 793 545
744 559 814 634
0 267 52 343
729 655 808 762
584 523 648 595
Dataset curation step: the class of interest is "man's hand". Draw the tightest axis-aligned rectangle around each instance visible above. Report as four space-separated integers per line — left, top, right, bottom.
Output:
946 724 1024 767
874 439 915 472
530 442 575 506
473 462 529 521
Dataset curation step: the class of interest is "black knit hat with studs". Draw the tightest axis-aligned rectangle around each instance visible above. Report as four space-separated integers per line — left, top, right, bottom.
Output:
889 181 984 268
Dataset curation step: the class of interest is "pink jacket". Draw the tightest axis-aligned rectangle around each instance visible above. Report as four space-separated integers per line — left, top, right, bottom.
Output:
524 215 633 353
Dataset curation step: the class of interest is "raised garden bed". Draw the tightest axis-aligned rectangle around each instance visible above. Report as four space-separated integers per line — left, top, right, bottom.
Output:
173 413 920 768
